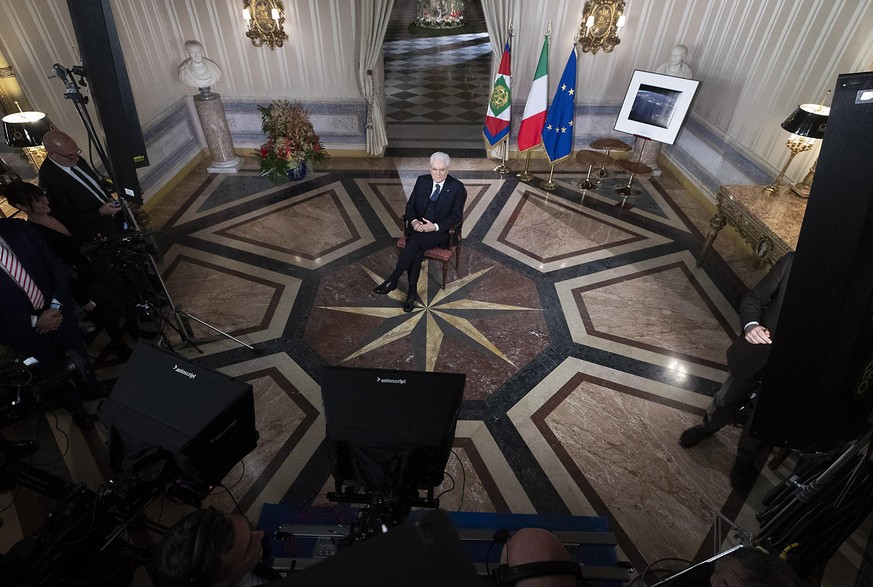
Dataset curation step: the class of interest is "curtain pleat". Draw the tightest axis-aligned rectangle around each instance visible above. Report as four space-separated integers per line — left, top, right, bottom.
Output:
356 0 394 156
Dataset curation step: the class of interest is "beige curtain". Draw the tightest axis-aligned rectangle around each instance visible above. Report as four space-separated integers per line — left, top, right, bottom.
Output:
357 0 394 156
480 0 518 159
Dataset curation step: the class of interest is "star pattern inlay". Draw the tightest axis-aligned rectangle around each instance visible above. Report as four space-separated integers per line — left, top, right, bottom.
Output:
317 261 539 371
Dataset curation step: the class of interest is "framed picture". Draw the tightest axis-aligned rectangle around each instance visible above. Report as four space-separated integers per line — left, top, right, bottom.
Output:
614 70 700 145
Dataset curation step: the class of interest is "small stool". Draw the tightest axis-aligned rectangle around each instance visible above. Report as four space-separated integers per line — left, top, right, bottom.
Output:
575 150 613 190
615 159 652 207
590 138 632 178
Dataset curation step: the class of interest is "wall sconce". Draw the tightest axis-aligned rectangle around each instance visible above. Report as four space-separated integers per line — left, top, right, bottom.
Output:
578 0 626 54
242 0 288 50
762 96 829 197
2 102 54 173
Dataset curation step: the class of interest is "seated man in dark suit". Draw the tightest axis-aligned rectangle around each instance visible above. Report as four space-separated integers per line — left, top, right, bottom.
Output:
373 152 466 312
39 130 126 243
679 253 794 491
0 217 96 427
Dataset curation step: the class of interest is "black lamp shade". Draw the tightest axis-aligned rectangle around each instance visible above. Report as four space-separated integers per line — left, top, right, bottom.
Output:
2 111 54 148
781 103 829 139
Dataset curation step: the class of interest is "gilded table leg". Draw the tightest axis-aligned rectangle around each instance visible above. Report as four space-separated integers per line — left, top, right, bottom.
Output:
698 211 727 267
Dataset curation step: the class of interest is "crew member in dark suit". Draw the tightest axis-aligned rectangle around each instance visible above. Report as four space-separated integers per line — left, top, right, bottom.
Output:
0 218 96 427
39 130 125 243
373 152 466 312
679 252 794 490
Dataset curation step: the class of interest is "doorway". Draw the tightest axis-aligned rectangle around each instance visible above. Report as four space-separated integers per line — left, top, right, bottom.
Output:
383 0 491 155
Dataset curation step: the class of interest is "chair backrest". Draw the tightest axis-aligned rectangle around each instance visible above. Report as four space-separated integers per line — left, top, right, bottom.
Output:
448 221 463 248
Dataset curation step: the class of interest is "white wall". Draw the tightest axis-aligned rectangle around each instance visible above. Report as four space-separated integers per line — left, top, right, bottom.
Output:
2 0 873 198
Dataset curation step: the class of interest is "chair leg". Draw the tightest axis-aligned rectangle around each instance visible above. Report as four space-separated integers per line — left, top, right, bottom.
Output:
441 260 448 289
454 243 461 270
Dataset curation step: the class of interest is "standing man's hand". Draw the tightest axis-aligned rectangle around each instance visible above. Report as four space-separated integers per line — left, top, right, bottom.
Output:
99 201 121 216
744 324 772 344
36 309 63 334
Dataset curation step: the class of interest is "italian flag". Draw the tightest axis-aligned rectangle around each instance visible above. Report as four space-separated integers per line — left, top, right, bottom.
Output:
483 39 512 147
518 35 549 152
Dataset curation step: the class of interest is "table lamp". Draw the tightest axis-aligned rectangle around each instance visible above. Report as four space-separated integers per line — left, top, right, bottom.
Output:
762 101 831 196
2 104 54 173
762 101 829 196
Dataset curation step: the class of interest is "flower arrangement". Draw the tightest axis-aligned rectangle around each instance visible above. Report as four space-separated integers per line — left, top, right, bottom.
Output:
256 100 328 182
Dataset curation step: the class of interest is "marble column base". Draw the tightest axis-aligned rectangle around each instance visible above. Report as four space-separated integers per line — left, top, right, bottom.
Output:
633 137 663 176
194 90 241 174
207 158 242 174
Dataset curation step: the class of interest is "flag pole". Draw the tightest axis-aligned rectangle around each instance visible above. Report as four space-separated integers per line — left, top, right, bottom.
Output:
542 162 557 191
494 137 510 174
494 22 513 176
516 149 533 182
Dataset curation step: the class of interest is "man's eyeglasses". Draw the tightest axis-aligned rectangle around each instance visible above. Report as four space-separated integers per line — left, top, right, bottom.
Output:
56 149 81 161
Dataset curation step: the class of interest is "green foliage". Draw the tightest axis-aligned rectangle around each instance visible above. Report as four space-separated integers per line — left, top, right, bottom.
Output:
255 100 328 183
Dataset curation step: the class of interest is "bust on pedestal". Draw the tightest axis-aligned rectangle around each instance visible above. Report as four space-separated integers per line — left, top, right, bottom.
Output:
178 40 241 174
634 45 695 176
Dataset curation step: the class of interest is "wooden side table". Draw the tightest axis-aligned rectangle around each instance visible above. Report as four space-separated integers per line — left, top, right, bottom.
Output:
698 184 808 267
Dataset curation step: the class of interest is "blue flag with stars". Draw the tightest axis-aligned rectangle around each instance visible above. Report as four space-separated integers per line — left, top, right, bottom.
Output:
541 45 577 164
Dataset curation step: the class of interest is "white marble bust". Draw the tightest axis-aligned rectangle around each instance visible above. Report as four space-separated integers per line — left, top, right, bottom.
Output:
655 45 694 79
178 40 222 89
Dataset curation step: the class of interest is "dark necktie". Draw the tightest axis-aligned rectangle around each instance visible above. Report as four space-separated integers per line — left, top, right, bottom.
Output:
430 183 441 201
70 166 108 203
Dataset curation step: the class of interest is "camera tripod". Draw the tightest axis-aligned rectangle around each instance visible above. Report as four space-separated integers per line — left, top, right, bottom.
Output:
753 423 873 576
51 63 254 353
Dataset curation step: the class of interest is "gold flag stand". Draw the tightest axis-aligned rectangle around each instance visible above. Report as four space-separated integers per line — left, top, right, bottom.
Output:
493 139 510 175
541 163 558 191
516 150 534 182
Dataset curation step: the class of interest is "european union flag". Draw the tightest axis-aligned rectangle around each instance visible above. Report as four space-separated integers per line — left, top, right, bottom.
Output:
541 45 577 164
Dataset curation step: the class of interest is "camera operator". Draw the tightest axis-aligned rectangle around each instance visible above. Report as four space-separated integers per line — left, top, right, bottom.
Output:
495 528 581 587
39 130 126 243
155 508 278 587
0 217 97 428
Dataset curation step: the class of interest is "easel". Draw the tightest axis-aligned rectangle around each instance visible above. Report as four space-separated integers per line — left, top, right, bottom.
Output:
615 134 654 208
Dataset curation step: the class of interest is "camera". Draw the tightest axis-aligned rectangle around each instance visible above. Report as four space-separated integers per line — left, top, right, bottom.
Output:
0 353 87 426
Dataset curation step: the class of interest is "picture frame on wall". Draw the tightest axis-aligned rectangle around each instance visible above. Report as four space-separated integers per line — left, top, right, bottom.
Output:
614 70 700 145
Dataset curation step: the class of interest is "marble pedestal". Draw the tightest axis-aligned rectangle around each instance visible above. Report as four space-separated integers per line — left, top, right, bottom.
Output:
632 137 663 176
194 89 241 174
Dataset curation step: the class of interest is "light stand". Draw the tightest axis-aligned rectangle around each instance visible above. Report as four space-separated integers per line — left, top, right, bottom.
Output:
50 64 254 354
754 424 873 577
51 64 138 229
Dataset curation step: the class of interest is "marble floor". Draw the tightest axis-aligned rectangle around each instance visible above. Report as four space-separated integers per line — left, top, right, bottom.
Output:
3 153 869 585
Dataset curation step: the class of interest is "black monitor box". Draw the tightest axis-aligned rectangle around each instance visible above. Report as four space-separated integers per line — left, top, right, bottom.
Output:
321 366 465 491
99 342 258 486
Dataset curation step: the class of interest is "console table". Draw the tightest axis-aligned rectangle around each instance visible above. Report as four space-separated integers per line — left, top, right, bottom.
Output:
698 184 808 267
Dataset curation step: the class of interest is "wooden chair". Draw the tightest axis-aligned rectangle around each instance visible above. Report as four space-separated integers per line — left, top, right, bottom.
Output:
396 220 463 289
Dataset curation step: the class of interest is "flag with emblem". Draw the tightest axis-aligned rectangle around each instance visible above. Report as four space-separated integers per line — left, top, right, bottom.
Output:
483 38 512 147
541 44 577 164
517 34 549 152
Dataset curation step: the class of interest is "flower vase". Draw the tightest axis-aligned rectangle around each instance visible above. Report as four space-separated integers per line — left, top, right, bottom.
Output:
287 161 308 181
